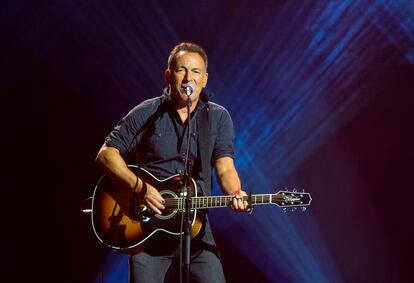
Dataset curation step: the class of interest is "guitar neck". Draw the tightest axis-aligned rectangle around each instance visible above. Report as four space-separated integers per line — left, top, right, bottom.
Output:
196 194 276 209
166 194 277 210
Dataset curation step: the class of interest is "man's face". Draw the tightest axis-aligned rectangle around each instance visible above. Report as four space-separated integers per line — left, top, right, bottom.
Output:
165 51 208 106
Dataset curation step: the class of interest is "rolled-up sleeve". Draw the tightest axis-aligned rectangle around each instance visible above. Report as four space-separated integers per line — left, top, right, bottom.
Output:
105 106 146 158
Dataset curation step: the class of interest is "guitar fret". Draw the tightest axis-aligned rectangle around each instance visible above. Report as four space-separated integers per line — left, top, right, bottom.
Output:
250 194 272 205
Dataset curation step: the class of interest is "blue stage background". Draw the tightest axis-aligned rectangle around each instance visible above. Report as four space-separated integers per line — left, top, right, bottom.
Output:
3 1 413 282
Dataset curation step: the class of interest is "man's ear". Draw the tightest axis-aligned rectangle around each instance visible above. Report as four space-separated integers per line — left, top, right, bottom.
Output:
164 69 171 84
203 72 208 88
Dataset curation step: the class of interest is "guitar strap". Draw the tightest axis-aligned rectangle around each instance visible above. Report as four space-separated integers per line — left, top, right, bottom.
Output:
197 93 211 196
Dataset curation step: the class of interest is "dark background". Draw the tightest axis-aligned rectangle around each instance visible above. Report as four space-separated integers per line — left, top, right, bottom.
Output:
3 1 413 282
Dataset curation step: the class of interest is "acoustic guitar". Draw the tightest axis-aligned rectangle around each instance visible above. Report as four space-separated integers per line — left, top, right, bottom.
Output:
91 165 312 253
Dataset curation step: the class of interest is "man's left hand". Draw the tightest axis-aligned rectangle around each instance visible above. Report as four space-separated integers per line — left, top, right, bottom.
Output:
230 190 251 212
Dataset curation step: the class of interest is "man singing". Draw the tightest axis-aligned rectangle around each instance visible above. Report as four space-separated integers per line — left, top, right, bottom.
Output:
95 42 249 283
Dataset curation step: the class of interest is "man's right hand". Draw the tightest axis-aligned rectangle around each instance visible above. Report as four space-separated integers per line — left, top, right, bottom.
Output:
141 182 165 215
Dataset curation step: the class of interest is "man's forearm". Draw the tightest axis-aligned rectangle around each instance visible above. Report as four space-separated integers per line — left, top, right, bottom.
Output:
217 168 241 195
95 144 141 191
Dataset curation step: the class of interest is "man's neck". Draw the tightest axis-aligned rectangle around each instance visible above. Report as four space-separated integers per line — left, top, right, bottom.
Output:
175 99 199 123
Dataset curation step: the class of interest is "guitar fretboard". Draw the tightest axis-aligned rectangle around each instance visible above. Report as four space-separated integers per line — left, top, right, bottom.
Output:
165 194 282 210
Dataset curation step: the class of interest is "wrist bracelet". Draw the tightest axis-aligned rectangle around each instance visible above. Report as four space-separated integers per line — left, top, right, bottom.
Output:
133 177 139 193
230 188 241 196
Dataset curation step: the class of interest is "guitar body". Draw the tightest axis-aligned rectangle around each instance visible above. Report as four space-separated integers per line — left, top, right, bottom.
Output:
91 166 202 254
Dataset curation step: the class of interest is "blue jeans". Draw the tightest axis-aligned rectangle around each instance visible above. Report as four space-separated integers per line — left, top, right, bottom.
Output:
129 247 226 283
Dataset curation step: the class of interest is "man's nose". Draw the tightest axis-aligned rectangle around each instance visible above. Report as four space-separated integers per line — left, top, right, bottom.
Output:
184 71 193 82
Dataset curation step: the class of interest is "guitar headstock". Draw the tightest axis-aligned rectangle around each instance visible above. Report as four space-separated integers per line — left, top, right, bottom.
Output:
272 189 312 212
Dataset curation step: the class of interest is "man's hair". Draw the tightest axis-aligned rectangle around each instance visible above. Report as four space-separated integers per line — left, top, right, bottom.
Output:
167 42 208 70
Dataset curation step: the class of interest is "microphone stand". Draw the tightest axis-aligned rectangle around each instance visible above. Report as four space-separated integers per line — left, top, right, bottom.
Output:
182 92 193 283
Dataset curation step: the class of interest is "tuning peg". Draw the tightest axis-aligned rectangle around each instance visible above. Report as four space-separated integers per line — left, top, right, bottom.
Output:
293 188 297 192
283 208 287 213
301 207 307 212
291 207 297 212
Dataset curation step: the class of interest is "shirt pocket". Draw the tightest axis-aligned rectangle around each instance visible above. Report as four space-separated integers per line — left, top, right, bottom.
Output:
144 127 174 158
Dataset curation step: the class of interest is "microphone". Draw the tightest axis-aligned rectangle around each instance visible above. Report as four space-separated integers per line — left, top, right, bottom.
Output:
182 82 195 97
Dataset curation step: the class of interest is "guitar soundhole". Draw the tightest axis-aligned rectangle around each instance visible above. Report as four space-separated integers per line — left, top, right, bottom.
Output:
156 190 178 220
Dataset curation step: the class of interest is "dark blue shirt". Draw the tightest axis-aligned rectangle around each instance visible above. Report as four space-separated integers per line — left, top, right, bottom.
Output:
105 92 235 195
